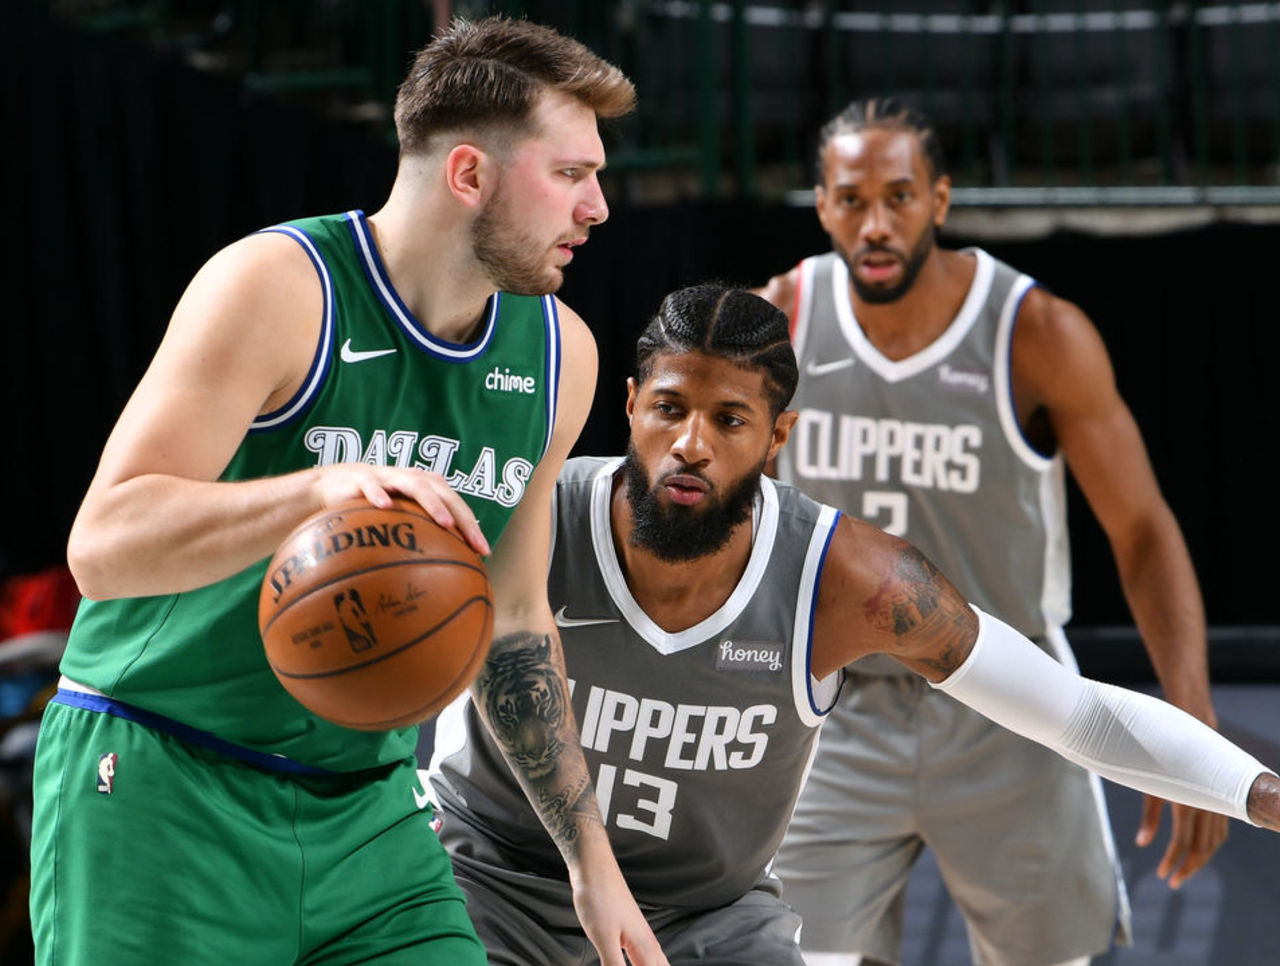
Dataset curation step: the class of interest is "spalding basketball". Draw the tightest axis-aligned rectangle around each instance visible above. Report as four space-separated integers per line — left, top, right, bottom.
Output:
258 497 493 731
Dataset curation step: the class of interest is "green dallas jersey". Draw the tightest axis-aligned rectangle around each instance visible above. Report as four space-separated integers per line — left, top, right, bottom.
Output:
60 210 560 772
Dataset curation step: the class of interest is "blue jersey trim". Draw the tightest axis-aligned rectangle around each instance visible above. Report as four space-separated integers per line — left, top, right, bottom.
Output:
250 224 336 430
807 508 844 717
346 210 497 361
50 688 335 776
541 295 561 462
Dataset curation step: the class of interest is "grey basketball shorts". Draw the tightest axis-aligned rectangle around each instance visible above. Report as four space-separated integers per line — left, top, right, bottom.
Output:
773 672 1130 966
440 812 806 966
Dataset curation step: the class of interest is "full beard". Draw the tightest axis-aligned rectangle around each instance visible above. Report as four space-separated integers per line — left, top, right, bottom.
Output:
622 444 763 563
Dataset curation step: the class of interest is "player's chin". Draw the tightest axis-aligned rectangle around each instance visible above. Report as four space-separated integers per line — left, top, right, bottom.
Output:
535 265 566 294
507 270 564 298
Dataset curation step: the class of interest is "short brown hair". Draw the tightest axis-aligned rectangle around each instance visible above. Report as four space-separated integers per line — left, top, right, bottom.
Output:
394 16 636 155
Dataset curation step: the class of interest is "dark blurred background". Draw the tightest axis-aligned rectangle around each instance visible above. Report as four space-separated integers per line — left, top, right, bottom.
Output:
8 0 1280 667
4 2 1280 961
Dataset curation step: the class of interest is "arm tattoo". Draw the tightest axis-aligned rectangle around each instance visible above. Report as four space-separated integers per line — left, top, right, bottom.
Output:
474 630 599 855
865 546 976 677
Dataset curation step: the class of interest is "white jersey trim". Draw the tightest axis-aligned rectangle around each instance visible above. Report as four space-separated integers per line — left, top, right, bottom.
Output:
426 690 472 803
588 458 783 655
832 248 996 383
791 503 843 727
991 269 1073 634
347 210 498 361
1039 457 1073 630
992 271 1051 470
250 224 335 429
541 295 561 463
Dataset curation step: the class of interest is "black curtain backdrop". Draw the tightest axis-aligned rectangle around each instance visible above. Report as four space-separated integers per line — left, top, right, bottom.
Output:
8 4 1280 676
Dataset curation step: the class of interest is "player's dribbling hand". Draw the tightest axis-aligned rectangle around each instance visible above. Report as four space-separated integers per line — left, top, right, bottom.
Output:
314 464 490 556
1135 794 1229 889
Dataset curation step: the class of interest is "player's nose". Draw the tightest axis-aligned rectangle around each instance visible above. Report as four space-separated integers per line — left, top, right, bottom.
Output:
672 414 712 464
577 179 608 226
860 200 891 242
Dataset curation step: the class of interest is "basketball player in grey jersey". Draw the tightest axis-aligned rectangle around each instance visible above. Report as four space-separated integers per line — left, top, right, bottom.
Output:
429 284 1280 965
756 99 1222 966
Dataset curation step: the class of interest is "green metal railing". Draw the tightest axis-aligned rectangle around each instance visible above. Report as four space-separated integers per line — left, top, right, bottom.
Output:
53 1 1280 206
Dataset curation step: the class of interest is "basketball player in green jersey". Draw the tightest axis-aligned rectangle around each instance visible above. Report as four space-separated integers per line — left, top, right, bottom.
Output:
30 17 666 966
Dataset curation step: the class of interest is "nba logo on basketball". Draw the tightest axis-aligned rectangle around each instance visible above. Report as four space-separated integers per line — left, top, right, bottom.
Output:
97 753 117 794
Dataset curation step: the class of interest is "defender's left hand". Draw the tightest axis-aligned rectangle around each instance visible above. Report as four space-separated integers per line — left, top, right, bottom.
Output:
1136 795 1229 889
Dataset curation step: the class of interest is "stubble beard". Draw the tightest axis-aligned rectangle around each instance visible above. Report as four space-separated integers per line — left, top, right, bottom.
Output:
471 190 564 296
842 224 936 304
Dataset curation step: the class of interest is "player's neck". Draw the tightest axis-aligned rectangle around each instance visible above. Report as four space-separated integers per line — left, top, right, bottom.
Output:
851 248 975 361
610 487 754 634
366 197 496 345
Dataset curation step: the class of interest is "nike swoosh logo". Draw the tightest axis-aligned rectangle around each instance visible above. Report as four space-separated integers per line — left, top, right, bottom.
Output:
805 358 855 377
412 771 433 811
340 338 398 363
554 606 619 628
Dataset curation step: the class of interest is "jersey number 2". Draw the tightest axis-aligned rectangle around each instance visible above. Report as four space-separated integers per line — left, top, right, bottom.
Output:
862 491 908 536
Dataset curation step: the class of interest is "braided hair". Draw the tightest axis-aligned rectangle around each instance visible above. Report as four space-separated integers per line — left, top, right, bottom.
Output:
814 97 948 185
635 285 797 417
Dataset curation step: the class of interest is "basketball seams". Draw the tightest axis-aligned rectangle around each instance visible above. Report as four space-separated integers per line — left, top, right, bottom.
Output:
270 595 493 679
319 612 493 730
260 556 489 638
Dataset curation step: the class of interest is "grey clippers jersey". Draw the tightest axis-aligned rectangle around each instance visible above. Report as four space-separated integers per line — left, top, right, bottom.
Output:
431 455 841 908
777 249 1070 672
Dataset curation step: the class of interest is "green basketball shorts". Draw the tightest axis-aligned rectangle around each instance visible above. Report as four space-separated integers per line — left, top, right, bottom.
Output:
29 698 486 965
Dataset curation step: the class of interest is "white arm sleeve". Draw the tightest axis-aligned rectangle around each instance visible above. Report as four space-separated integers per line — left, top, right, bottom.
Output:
931 607 1273 825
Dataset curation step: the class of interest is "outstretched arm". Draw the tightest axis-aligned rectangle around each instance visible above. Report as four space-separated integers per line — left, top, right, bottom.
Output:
1013 287 1223 885
934 608 1277 829
473 305 666 966
811 519 1279 832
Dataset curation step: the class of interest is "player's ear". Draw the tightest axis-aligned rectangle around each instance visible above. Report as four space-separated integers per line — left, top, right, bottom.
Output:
932 173 951 228
768 409 799 461
445 143 491 207
625 377 639 424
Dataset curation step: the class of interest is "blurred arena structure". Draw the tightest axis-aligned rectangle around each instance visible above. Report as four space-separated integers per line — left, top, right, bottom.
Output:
43 0 1280 225
12 0 1280 658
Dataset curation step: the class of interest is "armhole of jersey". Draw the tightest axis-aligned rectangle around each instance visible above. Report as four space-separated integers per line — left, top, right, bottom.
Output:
993 274 1053 469
791 504 842 727
791 258 817 358
249 225 334 431
540 295 562 463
